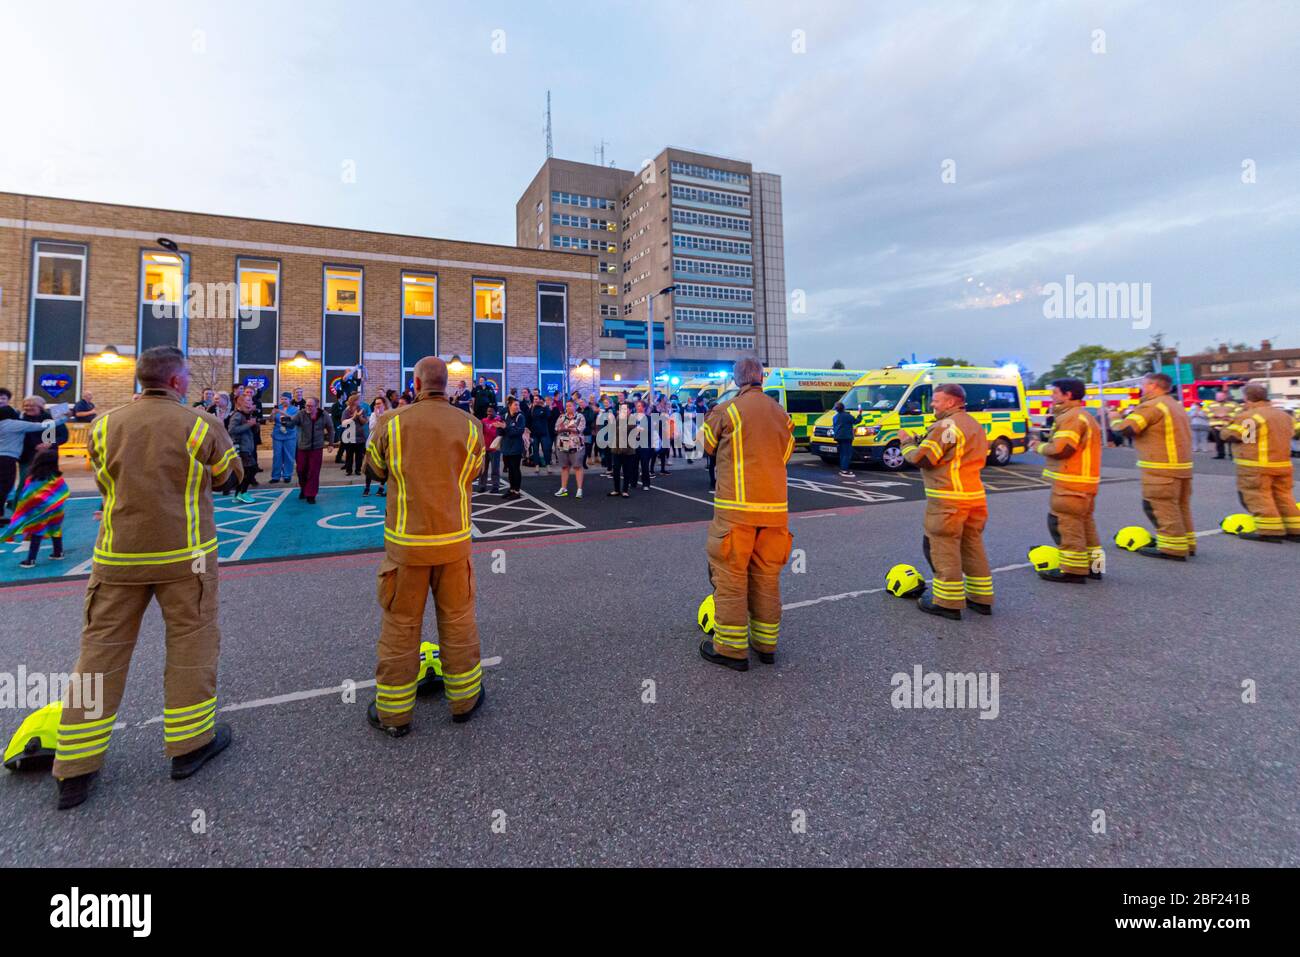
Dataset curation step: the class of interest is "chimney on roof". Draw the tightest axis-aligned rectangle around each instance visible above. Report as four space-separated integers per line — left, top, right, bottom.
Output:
1260 339 1272 351
1217 343 1229 355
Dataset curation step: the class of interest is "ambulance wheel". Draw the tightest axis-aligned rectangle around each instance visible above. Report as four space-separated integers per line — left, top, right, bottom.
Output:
880 442 906 471
988 438 1012 467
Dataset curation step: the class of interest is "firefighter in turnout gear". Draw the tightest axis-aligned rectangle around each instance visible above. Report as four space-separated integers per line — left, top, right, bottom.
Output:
1219 383 1300 542
899 382 993 620
363 356 486 732
698 357 795 671
51 347 242 810
1205 391 1241 460
1033 378 1103 582
1109 373 1195 560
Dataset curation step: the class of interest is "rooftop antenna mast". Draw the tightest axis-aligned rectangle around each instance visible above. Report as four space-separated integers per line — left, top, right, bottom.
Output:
545 90 553 159
594 139 608 167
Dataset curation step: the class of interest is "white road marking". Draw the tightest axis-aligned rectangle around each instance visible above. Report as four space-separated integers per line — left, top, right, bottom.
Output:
131 656 503 728
651 485 716 507
226 488 292 562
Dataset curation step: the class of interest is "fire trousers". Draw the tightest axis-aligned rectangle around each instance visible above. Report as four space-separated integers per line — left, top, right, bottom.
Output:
1140 473 1194 556
1048 489 1101 577
375 557 480 724
52 570 221 780
706 518 793 660
1237 468 1300 537
922 501 992 610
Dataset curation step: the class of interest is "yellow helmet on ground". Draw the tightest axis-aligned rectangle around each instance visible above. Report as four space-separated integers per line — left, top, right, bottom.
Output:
1114 526 1154 551
697 594 716 635
4 702 62 772
886 564 926 598
416 641 443 693
1220 513 1257 535
1027 545 1060 573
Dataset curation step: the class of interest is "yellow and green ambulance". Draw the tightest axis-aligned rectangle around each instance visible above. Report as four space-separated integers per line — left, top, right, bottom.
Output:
808 365 1029 470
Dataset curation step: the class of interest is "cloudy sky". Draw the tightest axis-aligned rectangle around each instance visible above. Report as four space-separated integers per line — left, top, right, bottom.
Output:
2 0 1297 377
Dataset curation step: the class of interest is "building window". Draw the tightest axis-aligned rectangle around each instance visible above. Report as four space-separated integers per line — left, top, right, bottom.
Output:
676 332 755 350
235 258 280 399
537 282 568 395
671 208 751 233
28 241 87 404
669 160 750 189
138 250 190 355
672 234 752 258
322 266 363 397
402 273 437 389
473 278 505 392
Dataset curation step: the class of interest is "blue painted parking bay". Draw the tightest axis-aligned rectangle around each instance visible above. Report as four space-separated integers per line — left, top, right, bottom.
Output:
0 459 1122 586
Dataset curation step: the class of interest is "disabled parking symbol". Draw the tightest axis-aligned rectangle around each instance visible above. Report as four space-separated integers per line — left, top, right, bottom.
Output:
317 504 386 530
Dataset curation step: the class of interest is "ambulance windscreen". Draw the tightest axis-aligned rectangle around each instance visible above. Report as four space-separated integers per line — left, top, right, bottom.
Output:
841 384 908 411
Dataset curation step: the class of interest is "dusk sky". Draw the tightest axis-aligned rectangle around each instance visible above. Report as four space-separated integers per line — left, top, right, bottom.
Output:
3 0 1297 377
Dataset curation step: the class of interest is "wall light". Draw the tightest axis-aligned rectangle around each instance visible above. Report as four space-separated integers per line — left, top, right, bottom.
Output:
291 351 310 369
99 345 122 363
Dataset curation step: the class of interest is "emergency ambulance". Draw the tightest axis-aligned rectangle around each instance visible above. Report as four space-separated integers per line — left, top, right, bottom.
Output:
1026 385 1140 431
676 375 730 406
807 365 1029 470
711 368 865 448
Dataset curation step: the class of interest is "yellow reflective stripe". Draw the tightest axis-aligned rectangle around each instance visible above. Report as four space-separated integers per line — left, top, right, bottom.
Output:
1042 469 1100 485
163 710 216 737
443 665 483 685
920 440 942 459
700 422 716 446
164 716 215 743
376 681 418 693
58 712 118 732
94 538 217 565
1052 430 1080 442
92 415 115 552
384 527 472 547
727 404 745 503
925 488 985 501
164 696 217 717
949 425 965 494
389 416 407 534
57 725 115 743
366 437 386 470
457 420 476 533
1162 398 1178 465
713 498 787 512
56 739 112 760
1123 412 1148 430
900 444 919 455
185 419 209 549
1136 460 1192 471
783 432 795 464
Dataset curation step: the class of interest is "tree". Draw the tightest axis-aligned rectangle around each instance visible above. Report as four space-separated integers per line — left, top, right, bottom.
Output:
1201 341 1249 354
927 356 971 366
1033 344 1148 388
831 359 846 369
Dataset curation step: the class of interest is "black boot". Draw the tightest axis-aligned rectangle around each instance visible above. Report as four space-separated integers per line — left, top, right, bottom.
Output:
699 639 749 671
56 772 97 810
967 601 993 616
1135 545 1186 562
750 646 776 665
451 687 486 724
917 595 961 621
367 701 411 737
1236 531 1284 543
170 724 233 780
1038 570 1086 584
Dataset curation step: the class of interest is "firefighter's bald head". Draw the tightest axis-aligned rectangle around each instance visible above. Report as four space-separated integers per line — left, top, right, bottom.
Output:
1243 383 1268 402
413 357 448 394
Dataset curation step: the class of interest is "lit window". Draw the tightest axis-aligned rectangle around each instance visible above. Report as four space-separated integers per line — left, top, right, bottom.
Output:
238 259 279 309
36 244 84 297
474 279 504 321
141 252 185 303
326 267 362 313
403 273 437 317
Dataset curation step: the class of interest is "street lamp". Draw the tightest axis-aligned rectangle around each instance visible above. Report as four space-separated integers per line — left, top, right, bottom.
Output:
646 285 675 405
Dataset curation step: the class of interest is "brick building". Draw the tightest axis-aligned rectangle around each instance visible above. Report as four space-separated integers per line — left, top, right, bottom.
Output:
0 193 601 409
1184 340 1300 381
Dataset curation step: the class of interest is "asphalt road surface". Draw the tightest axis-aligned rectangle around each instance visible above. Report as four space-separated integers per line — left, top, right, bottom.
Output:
1 448 1296 866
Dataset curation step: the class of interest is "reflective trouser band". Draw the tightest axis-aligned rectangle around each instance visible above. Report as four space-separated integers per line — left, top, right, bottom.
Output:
443 665 483 702
163 697 217 743
1059 550 1090 571
375 681 417 714
1284 516 1300 529
748 618 779 650
964 576 994 596
712 623 749 650
931 578 965 600
1156 534 1188 551
56 712 118 761
1137 461 1192 472
1255 517 1284 529
713 498 788 513
925 489 986 501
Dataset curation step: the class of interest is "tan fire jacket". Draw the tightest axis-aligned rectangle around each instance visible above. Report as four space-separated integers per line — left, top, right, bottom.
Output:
901 408 988 503
701 384 794 526
1203 400 1241 429
1035 400 1101 492
1221 401 1295 475
89 389 242 583
1113 393 1192 474
364 390 484 565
